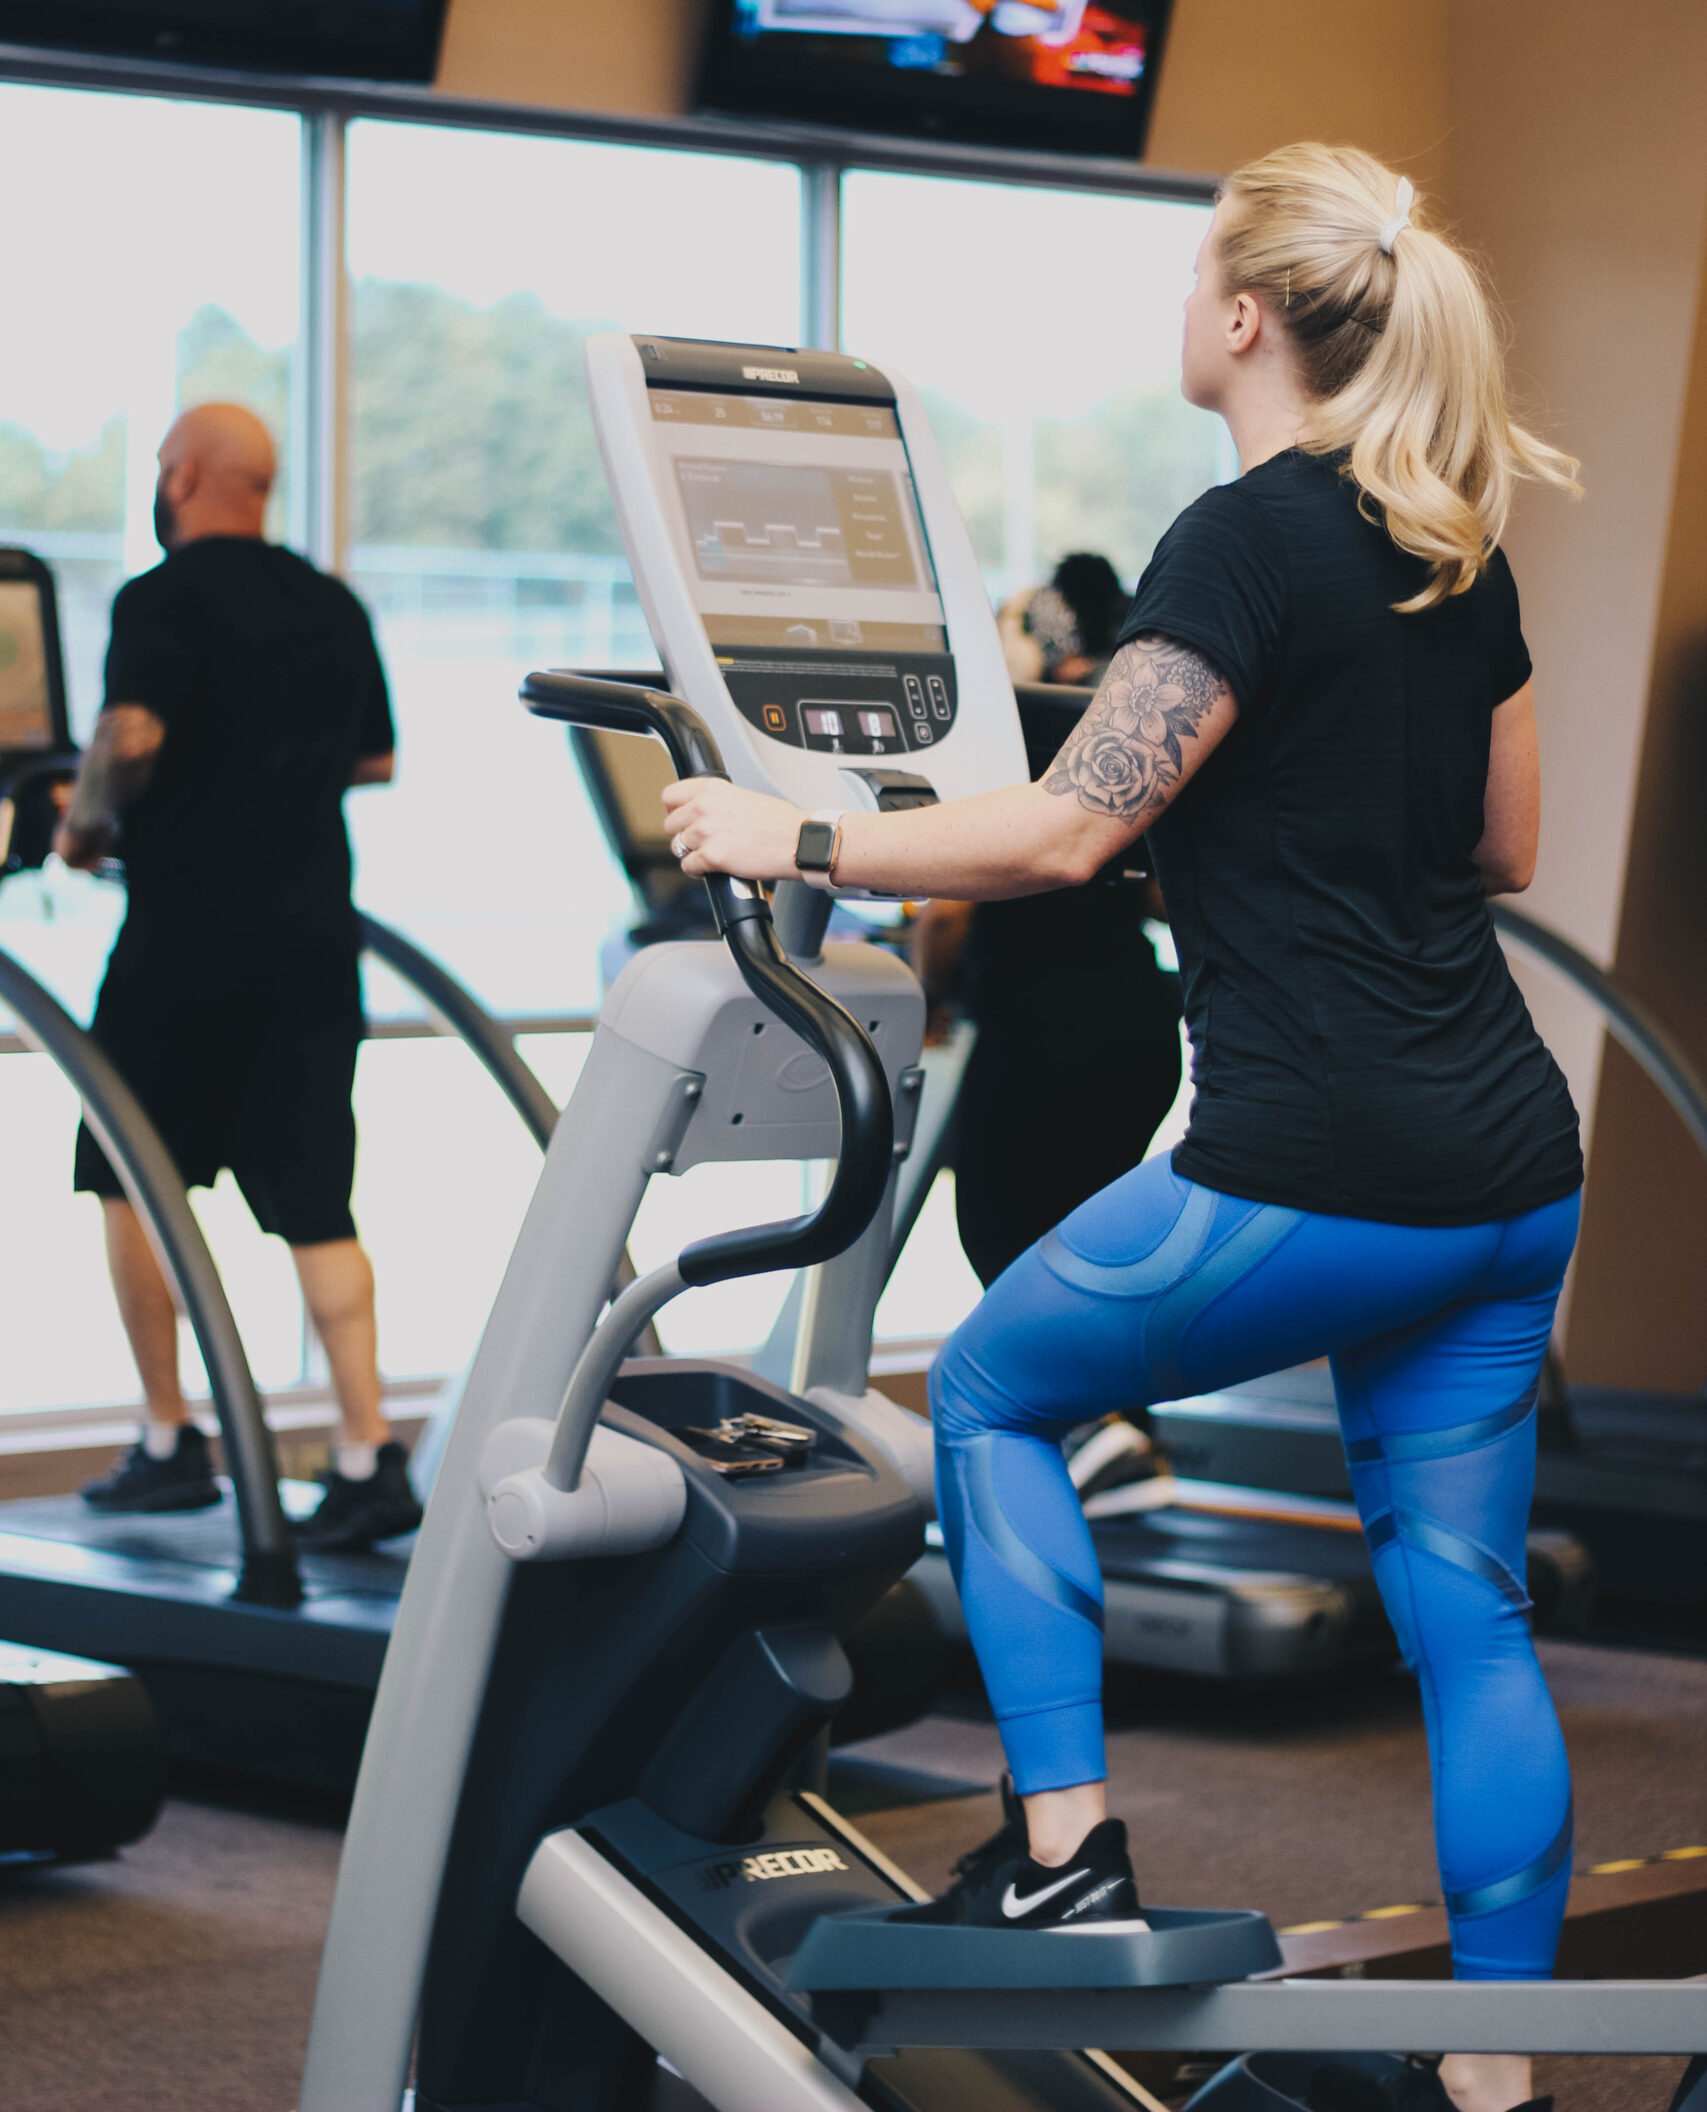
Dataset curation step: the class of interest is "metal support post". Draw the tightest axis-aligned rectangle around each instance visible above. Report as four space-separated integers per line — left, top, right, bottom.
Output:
800 160 843 352
295 109 349 574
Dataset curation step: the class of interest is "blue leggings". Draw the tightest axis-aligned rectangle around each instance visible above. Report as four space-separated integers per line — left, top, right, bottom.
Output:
932 1156 1580 1980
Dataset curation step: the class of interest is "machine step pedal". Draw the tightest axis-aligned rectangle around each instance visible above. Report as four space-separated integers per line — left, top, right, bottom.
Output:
788 1902 1282 1999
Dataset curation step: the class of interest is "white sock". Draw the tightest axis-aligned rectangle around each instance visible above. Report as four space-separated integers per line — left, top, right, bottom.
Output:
336 1441 379 1482
144 1422 185 1460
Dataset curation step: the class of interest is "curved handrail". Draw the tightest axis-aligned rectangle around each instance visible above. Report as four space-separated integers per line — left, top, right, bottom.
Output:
358 914 558 1154
1491 904 1707 1159
0 946 300 1607
522 669 895 1299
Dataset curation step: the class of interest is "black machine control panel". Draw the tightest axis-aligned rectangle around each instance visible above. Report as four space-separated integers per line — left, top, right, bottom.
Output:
720 649 958 761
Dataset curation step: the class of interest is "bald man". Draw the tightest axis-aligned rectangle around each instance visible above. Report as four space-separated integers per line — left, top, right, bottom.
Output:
56 403 421 1551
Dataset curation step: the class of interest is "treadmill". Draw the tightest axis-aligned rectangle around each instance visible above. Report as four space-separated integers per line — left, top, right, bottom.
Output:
1146 907 1707 1621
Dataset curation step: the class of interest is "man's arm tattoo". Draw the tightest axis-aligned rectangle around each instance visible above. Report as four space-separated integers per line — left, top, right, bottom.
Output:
65 705 166 832
1044 634 1232 825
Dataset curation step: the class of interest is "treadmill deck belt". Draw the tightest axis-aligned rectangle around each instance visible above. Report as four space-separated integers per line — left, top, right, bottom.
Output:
0 1483 413 1602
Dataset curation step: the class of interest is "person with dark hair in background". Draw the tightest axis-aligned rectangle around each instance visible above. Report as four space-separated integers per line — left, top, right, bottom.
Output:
55 401 422 1553
921 550 1182 1288
999 549 1130 690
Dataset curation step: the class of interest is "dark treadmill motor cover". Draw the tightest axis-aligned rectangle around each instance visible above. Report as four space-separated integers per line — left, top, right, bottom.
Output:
0 1639 164 1857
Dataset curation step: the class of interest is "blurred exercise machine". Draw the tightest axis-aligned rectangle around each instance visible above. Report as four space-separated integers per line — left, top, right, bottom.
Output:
0 1639 163 1861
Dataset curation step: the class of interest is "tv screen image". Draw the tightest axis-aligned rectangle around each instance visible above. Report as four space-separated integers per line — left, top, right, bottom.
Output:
700 0 1170 156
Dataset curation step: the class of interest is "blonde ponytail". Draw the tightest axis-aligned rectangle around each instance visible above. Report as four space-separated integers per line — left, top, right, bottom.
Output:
1215 144 1580 610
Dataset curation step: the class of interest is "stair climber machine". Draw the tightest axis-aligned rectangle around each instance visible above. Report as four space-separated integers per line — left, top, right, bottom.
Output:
300 339 1704 2112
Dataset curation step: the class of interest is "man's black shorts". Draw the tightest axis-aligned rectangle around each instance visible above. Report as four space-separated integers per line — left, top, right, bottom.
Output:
74 920 364 1246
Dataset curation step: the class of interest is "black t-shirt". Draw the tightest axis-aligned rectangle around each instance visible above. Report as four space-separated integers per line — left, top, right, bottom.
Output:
104 538 394 938
1119 448 1581 1226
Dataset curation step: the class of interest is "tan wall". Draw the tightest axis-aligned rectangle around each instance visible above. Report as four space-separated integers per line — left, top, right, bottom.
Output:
1437 1 1707 1379
435 0 705 116
1145 0 1448 182
1566 236 1707 1390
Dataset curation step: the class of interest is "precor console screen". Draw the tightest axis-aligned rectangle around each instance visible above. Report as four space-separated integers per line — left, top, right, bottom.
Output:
0 580 54 753
649 388 948 658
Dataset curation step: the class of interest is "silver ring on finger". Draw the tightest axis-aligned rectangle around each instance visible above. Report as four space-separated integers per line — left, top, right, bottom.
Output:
672 834 688 860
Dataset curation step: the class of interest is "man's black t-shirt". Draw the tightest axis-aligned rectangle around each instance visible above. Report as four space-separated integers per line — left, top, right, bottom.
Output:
105 538 393 938
1118 448 1581 1227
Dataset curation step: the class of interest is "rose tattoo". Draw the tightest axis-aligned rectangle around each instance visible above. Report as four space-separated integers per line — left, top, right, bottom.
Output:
1046 634 1231 825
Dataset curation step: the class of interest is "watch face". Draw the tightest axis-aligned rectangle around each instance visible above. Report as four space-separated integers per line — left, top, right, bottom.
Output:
796 819 837 871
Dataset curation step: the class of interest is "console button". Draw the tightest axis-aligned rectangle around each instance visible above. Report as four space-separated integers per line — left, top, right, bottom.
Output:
927 676 951 721
762 703 789 735
913 721 934 745
903 674 927 718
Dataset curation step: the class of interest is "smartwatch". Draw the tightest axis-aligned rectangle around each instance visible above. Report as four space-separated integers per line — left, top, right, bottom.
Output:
794 809 845 887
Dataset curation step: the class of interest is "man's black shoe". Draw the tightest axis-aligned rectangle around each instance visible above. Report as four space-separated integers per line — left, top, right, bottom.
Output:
82 1423 221 1513
293 1441 423 1553
894 1786 1147 1934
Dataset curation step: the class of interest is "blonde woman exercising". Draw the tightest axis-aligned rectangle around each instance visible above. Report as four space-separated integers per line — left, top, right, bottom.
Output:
666 145 1582 2112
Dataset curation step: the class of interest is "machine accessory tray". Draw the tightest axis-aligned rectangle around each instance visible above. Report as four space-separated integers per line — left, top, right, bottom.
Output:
787 1902 1281 1992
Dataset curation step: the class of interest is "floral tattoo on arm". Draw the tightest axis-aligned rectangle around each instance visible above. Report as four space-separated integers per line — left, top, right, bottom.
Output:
1045 634 1232 823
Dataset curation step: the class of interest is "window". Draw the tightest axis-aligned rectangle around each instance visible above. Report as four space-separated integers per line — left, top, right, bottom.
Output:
0 83 304 1410
344 122 804 1017
0 77 1209 1414
0 81 301 1019
840 170 1227 604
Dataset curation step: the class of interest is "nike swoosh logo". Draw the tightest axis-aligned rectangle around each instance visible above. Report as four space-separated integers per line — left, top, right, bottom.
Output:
1001 1868 1090 1919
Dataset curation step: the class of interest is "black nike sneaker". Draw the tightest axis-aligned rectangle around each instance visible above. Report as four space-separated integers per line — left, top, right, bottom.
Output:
292 1441 423 1553
894 1782 1148 1934
1307 2055 1552 2111
82 1423 222 1513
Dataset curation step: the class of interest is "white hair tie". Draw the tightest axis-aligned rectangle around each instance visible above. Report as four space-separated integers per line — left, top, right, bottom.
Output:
1378 177 1415 255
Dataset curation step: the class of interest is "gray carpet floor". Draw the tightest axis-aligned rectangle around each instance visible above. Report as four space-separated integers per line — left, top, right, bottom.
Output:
0 1636 1701 2111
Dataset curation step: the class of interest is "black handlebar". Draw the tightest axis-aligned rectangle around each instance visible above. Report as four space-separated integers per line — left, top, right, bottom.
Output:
523 669 765 940
681 913 893 1288
523 669 727 787
521 667 894 1291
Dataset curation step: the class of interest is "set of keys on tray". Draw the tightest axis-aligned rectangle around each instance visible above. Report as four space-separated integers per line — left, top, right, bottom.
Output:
676 1412 818 1478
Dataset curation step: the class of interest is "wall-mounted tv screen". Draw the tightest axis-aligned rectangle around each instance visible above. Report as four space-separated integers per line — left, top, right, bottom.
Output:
697 0 1172 159
0 0 451 83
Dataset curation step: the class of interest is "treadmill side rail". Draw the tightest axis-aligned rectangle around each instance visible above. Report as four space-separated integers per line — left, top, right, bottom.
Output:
518 1829 867 2112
